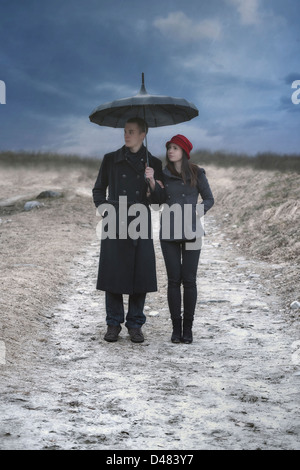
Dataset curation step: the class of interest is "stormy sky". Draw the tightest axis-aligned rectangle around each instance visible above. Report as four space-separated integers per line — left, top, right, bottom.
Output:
0 0 300 157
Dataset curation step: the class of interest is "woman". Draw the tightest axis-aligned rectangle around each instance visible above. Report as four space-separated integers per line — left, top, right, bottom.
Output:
160 135 214 344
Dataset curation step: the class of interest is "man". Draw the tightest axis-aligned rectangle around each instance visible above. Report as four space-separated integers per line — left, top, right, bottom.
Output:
93 118 165 343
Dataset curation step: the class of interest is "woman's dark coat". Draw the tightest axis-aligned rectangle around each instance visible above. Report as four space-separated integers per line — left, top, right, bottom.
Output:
160 166 214 241
93 145 166 294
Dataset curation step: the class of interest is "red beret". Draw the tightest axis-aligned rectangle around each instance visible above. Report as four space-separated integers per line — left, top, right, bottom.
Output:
166 134 193 159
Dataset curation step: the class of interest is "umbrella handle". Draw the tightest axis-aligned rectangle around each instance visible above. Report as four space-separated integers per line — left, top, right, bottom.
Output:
142 97 149 183
143 127 150 184
145 134 150 186
144 125 149 167
145 162 157 191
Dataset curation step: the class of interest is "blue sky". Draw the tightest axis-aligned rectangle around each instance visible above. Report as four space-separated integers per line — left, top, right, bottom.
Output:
0 0 300 157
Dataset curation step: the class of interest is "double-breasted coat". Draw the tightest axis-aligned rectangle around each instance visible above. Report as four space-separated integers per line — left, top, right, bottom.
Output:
93 145 166 294
160 166 214 241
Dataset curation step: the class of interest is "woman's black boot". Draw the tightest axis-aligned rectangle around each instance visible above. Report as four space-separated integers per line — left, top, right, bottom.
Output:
171 318 182 343
182 318 193 344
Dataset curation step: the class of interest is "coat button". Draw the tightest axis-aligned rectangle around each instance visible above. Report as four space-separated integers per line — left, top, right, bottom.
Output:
122 174 127 178
137 174 140 179
136 190 140 195
182 194 185 197
123 190 127 194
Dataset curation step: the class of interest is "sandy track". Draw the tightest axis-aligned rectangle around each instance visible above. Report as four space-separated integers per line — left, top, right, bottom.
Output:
0 163 299 450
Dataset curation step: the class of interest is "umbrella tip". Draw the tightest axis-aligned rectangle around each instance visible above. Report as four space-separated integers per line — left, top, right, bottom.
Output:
139 72 147 95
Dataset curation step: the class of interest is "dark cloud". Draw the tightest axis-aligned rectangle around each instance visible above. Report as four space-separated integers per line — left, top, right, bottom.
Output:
242 119 276 129
1 0 300 155
279 95 300 112
284 73 300 85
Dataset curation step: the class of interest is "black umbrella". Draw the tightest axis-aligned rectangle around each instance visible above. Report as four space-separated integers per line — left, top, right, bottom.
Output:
89 73 199 165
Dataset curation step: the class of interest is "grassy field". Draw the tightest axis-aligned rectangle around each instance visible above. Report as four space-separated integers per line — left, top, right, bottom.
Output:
0 150 101 169
1 149 300 173
191 149 300 173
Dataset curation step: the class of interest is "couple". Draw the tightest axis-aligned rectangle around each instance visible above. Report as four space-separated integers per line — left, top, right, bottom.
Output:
92 118 214 344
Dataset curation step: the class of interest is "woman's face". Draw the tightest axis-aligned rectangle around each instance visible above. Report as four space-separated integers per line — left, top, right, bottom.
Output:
167 143 183 164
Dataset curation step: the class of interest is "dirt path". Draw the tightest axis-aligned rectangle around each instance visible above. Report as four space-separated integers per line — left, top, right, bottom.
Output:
1 208 299 450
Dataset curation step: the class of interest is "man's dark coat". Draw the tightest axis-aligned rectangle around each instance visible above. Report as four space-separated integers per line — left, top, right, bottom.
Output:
93 145 165 294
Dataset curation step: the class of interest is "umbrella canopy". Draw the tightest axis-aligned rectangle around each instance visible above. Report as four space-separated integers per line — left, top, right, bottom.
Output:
89 73 199 128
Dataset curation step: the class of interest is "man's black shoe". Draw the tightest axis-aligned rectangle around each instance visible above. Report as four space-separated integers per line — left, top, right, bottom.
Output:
104 325 122 342
128 328 144 343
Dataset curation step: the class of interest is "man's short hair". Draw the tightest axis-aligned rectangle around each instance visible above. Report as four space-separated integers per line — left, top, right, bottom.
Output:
126 117 148 135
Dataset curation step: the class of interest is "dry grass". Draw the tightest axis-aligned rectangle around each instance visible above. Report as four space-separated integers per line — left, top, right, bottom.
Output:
0 150 100 170
204 163 299 312
191 149 300 173
205 165 299 262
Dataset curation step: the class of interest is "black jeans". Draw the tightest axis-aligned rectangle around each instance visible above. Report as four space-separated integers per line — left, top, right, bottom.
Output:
160 240 201 321
105 292 146 329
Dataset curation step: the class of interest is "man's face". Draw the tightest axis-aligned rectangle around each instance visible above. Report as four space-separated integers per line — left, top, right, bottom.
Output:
124 123 145 152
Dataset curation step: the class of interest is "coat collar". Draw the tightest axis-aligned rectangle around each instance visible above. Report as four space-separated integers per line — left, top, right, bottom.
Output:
163 166 191 181
116 145 148 164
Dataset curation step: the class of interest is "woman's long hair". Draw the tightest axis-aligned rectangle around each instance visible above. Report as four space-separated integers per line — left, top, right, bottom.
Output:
166 148 198 187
